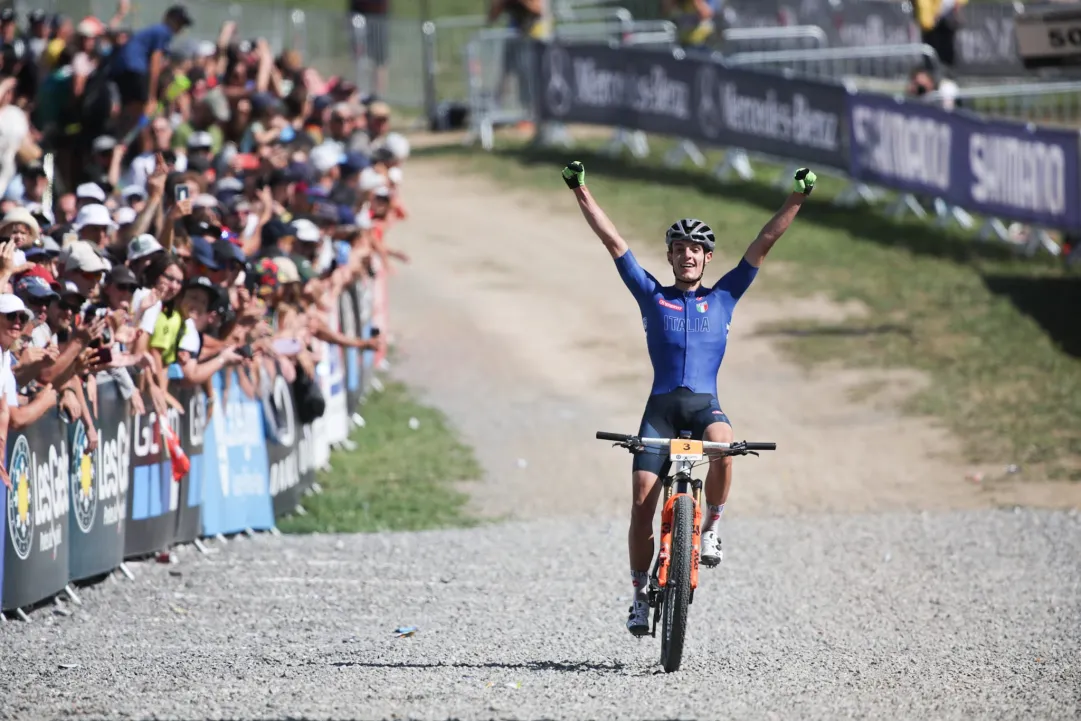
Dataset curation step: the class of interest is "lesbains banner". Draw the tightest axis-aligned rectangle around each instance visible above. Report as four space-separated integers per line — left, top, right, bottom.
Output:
534 42 848 169
847 92 1081 231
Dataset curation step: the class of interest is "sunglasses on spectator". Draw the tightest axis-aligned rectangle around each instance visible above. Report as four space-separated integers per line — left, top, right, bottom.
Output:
60 299 83 312
2 311 29 324
80 270 105 280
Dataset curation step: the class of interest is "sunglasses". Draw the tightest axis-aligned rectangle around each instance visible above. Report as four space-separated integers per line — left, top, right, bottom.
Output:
60 299 83 312
2 311 29 324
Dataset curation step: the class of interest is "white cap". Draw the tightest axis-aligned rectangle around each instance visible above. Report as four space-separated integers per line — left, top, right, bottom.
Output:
359 167 386 193
91 135 117 154
0 208 41 239
196 40 217 58
73 203 118 231
114 207 137 225
192 193 218 209
76 182 106 202
292 218 321 243
188 130 214 149
128 233 163 262
387 166 403 185
310 143 345 174
0 293 28 315
62 240 109 273
121 185 148 201
383 132 410 161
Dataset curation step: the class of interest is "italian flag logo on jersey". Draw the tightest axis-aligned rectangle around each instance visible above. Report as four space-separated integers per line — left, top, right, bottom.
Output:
696 301 709 313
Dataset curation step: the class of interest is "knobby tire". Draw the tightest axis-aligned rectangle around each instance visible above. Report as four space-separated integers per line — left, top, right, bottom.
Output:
661 494 693 673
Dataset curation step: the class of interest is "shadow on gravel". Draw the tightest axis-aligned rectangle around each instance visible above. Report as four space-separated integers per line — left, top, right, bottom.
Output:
331 659 626 673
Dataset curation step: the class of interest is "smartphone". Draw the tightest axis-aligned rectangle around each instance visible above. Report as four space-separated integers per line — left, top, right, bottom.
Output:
95 346 113 365
236 344 254 359
175 185 190 202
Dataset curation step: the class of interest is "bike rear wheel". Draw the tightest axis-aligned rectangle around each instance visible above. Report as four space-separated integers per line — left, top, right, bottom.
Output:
660 493 694 673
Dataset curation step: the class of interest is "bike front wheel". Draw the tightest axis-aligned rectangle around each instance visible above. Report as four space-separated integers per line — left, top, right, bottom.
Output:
660 493 694 673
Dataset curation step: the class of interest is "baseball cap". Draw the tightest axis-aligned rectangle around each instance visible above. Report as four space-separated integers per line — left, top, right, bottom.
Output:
14 275 58 302
338 151 369 176
0 294 30 321
190 235 221 270
40 236 61 257
75 183 107 203
382 132 410 161
359 167 386 193
128 233 164 262
184 275 222 303
19 265 56 285
91 135 117 154
105 265 138 287
121 185 148 202
63 240 109 273
187 131 214 150
115 207 137 226
292 219 321 243
275 256 300 284
73 203 117 231
213 238 245 265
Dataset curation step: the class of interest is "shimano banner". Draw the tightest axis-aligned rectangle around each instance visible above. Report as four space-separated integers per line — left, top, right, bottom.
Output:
171 379 206 545
847 92 1081 230
535 42 847 168
3 415 70 611
200 370 274 536
68 379 129 581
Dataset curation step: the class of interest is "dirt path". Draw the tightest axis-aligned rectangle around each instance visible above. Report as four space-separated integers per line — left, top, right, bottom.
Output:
386 159 1081 521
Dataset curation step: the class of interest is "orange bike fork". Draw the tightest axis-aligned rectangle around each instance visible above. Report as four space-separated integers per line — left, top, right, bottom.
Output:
657 489 703 591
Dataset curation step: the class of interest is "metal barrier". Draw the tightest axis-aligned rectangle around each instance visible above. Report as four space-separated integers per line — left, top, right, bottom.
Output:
930 80 1081 127
723 44 941 86
465 28 535 151
720 26 829 54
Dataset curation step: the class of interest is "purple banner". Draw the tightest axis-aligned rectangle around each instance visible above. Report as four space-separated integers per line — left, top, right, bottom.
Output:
848 93 1081 231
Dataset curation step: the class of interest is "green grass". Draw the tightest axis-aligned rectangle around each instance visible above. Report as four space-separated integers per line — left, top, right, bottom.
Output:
414 137 1081 481
278 381 482 533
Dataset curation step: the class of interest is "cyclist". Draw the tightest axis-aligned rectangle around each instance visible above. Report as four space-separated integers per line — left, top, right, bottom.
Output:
560 160 816 635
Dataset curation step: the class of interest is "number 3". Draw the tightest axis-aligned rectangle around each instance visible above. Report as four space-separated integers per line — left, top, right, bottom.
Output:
682 442 690 451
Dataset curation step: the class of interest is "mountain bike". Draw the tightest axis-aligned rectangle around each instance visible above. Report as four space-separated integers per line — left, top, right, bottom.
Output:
596 430 776 673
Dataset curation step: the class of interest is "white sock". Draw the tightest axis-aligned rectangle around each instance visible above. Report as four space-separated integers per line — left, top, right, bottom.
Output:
630 570 649 601
705 504 725 531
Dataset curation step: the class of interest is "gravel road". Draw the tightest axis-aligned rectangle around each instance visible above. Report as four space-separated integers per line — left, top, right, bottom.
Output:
4 160 1080 720
3 509 1079 719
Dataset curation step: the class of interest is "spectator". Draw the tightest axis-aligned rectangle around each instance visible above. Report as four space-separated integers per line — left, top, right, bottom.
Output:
111 4 193 137
488 0 548 118
351 0 389 97
0 293 57 430
915 0 965 69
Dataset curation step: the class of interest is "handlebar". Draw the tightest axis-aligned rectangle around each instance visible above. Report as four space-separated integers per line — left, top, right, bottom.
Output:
595 431 776 453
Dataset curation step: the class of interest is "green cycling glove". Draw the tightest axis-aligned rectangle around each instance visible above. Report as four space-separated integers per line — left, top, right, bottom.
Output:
562 161 585 189
793 168 816 195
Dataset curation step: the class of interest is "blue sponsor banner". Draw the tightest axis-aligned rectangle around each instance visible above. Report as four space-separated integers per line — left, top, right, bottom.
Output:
847 92 1081 230
0 449 6 609
200 371 274 536
951 112 1081 231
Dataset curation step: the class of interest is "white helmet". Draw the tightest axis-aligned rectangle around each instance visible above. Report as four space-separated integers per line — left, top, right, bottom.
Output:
665 218 715 252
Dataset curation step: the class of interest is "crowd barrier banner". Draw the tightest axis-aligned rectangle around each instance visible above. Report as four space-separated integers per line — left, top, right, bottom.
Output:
847 92 1081 231
201 370 275 535
298 418 317 492
3 413 70 611
68 378 129 581
534 42 849 169
125 402 176 559
341 284 363 417
265 367 304 517
320 306 351 448
171 377 206 545
357 277 375 397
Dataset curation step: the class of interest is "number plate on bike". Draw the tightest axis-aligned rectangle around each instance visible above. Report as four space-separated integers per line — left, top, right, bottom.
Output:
670 439 703 461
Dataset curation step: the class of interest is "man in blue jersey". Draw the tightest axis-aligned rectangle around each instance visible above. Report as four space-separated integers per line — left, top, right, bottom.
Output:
561 160 816 635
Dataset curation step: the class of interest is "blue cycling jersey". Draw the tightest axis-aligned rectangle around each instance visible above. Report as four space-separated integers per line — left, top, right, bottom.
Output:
615 250 757 397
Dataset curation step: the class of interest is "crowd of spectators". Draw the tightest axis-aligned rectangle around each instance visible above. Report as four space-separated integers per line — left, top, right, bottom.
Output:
0 2 411 482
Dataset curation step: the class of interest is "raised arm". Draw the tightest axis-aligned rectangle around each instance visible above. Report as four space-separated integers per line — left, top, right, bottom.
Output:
562 162 630 260
743 168 816 268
